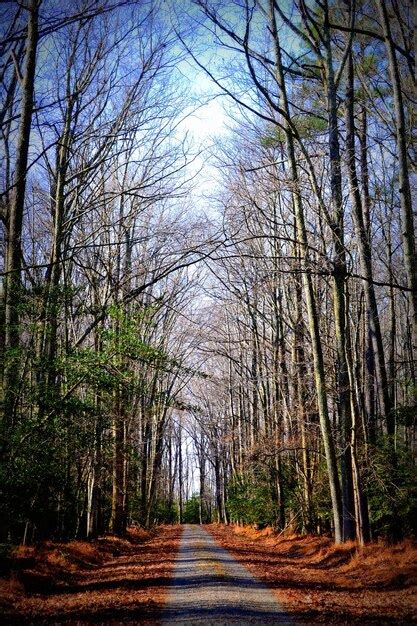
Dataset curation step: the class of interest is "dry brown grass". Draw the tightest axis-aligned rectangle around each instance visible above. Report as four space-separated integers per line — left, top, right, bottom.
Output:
208 524 417 624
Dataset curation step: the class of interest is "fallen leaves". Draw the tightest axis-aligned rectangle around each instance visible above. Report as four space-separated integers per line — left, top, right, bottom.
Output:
0 525 182 623
2 523 415 624
207 524 417 624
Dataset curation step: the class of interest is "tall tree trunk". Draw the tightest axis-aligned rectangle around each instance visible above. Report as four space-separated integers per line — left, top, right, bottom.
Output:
199 443 206 524
214 451 223 523
269 0 343 543
345 52 394 435
322 2 355 542
36 99 74 411
110 383 126 535
358 106 376 443
293 230 313 531
3 0 39 425
178 423 183 523
376 0 417 361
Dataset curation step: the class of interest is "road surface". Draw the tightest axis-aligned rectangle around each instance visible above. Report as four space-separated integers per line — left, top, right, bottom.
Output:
162 524 293 624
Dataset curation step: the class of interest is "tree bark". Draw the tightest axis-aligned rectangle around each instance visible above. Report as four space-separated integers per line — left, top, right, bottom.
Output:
269 0 343 543
376 0 416 361
3 0 39 425
321 2 356 542
345 52 394 435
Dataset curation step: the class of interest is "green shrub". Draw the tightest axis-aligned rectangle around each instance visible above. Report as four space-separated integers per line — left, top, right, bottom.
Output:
183 494 201 524
227 474 275 528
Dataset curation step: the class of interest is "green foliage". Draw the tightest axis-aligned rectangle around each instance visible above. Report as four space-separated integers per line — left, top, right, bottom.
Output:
293 114 327 138
65 348 118 390
151 499 179 524
1 422 76 540
395 403 416 428
1 295 190 540
227 473 275 528
260 113 327 148
183 494 201 524
261 127 285 147
358 53 378 76
63 304 171 397
101 311 165 365
365 437 417 538
311 459 333 526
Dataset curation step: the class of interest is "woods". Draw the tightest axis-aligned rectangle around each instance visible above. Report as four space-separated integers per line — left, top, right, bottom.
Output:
0 0 415 548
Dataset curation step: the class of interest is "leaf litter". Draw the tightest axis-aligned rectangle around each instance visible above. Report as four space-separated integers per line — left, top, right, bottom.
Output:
0 525 182 624
207 524 417 624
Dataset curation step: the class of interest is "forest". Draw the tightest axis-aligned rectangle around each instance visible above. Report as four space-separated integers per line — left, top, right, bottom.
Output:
0 0 416 554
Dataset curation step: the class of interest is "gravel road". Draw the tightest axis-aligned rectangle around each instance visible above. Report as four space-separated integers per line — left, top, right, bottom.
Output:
161 524 294 625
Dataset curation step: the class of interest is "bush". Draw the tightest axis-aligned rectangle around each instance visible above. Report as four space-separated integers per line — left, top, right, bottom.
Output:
183 494 201 524
227 474 275 528
365 436 417 539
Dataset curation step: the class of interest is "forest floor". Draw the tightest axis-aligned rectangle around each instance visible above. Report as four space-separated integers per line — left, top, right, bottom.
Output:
0 524 416 624
208 524 417 624
0 525 181 623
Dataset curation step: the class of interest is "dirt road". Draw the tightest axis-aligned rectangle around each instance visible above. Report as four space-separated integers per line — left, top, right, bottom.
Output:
162 524 293 624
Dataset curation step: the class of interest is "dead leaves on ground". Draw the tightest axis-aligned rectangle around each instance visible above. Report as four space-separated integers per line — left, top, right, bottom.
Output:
208 524 417 624
0 525 182 623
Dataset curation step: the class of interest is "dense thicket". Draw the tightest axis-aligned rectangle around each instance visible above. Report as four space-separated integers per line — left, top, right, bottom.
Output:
0 0 415 544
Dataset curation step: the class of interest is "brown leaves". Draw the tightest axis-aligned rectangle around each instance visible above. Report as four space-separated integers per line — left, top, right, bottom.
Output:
0 525 182 622
208 524 417 623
